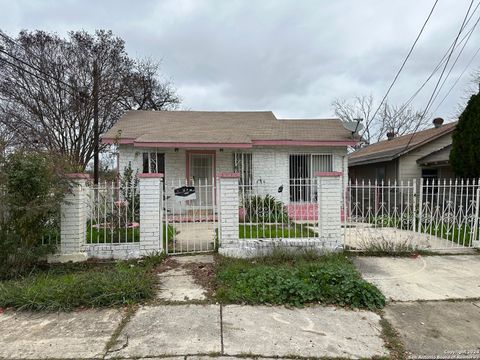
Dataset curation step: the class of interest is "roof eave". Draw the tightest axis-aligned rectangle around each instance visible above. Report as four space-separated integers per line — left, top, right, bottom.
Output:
348 125 456 166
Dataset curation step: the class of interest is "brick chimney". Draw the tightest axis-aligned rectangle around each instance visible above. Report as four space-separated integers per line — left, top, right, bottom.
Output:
433 117 444 128
386 131 395 140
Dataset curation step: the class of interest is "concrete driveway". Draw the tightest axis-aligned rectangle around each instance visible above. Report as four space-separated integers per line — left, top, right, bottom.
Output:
353 254 480 301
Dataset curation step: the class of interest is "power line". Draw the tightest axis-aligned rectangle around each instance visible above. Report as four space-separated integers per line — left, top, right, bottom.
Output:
368 0 439 125
0 31 84 96
399 0 475 154
429 14 480 113
431 43 480 115
394 3 480 114
0 55 66 89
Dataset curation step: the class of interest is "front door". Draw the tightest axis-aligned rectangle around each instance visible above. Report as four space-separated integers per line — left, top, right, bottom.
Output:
188 153 215 207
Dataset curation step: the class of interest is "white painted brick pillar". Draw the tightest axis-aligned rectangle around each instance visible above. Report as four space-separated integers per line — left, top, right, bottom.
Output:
316 171 343 245
217 172 240 250
139 173 163 255
59 173 90 258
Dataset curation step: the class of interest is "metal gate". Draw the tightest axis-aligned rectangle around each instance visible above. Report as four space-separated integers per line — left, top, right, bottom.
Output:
162 178 218 255
345 179 480 252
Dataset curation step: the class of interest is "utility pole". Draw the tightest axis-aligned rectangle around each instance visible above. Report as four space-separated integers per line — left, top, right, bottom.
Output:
93 60 100 185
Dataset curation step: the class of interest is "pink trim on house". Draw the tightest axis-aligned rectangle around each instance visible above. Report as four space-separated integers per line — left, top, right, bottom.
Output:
137 173 164 178
252 140 357 147
217 172 240 178
133 142 252 149
66 173 91 179
185 150 216 180
314 171 343 177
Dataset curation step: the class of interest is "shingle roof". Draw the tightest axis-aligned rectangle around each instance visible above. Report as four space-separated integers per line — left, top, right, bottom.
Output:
102 110 355 146
349 122 456 166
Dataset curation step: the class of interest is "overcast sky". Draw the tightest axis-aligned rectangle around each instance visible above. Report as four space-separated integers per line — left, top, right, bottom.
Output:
1 0 479 120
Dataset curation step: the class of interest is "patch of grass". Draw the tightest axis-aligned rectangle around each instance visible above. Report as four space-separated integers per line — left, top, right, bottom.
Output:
239 224 316 239
86 225 140 243
86 223 175 244
215 249 385 310
0 253 165 311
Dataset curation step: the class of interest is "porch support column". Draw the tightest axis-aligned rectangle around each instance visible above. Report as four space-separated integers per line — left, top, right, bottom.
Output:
316 171 343 247
139 173 164 255
50 173 90 263
217 172 240 255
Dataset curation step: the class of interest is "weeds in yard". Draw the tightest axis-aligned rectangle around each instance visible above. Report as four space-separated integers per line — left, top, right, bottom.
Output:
215 249 385 310
0 253 165 311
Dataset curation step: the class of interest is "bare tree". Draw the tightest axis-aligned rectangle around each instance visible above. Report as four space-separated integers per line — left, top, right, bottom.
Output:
0 30 180 169
332 95 430 146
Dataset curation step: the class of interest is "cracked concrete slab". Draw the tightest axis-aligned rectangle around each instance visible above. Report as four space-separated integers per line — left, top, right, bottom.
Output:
157 274 207 301
222 305 387 359
0 309 123 359
108 305 221 358
384 301 480 358
354 255 480 301
157 266 207 301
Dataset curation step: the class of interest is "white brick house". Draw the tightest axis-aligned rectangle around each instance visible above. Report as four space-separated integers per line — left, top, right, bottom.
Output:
102 110 356 204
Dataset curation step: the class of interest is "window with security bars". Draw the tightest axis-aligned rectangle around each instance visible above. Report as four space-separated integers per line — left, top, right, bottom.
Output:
289 154 333 201
142 152 165 174
233 153 253 188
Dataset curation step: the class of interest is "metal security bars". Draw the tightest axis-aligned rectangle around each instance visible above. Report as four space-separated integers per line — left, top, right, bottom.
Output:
239 179 320 242
162 178 218 254
233 152 253 188
86 182 139 244
289 154 332 201
346 178 480 251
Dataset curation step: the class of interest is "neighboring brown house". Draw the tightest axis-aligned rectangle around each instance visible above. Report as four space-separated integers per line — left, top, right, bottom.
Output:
348 118 457 183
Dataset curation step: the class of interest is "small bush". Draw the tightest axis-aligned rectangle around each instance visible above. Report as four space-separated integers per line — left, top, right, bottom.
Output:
216 251 385 310
243 194 289 223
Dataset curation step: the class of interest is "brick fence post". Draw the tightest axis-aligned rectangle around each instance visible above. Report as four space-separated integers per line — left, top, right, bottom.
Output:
217 172 240 254
51 173 90 262
138 173 163 255
316 172 343 246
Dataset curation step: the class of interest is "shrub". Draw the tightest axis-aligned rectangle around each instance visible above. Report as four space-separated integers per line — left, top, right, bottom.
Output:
243 194 289 223
216 252 385 310
0 151 72 279
3 151 70 247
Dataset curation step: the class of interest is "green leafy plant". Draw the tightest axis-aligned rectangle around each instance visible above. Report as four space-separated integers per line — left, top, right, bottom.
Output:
243 194 290 223
0 151 71 279
216 251 385 310
4 151 70 247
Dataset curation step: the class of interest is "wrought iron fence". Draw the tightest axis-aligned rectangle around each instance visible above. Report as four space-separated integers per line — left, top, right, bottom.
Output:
346 178 480 251
86 182 140 244
239 178 320 241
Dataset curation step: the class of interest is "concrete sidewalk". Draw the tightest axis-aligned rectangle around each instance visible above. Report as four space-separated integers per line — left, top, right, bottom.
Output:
353 254 480 301
0 304 388 359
